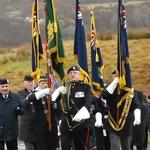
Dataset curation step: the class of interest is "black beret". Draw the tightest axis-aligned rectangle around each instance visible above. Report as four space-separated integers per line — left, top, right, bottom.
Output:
67 65 80 74
39 75 47 82
0 79 10 85
24 75 33 81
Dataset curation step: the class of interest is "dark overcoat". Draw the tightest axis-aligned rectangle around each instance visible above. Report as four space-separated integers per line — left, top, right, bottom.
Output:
18 88 61 144
0 92 23 141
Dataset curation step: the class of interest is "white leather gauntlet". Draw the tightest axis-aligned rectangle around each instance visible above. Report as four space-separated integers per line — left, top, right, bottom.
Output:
95 112 103 127
72 106 90 122
51 86 67 102
35 88 50 100
106 77 119 94
133 108 141 126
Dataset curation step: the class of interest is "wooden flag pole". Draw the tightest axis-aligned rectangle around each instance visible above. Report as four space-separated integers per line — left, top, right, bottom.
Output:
43 0 52 131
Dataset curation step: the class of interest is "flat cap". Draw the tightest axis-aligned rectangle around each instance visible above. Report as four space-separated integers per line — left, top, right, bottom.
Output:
24 75 33 81
67 65 80 74
0 78 10 85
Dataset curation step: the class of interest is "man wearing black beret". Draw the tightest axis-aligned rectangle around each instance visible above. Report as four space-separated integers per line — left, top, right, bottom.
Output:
24 75 34 82
17 75 35 150
0 78 24 150
67 65 80 74
51 64 93 150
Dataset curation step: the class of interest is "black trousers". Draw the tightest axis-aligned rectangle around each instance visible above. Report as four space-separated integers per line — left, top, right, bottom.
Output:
47 125 59 150
131 145 144 150
24 128 58 150
0 139 18 150
143 127 149 149
60 123 91 150
95 127 110 150
24 122 58 150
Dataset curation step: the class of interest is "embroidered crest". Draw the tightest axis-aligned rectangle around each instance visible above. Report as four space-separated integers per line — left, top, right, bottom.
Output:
47 20 54 43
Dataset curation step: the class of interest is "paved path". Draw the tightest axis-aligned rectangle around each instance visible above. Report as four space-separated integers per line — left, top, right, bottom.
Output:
18 141 150 150
18 141 61 150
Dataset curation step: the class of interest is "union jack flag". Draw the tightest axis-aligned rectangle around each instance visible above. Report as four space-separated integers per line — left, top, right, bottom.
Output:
90 24 96 47
74 0 90 84
90 11 104 93
120 5 127 28
107 0 133 132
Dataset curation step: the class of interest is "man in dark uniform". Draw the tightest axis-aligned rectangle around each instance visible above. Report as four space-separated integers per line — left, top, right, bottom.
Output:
144 95 150 150
102 73 141 150
34 76 62 150
52 65 93 150
131 90 149 150
17 75 35 150
0 78 24 150
18 75 64 150
92 90 110 150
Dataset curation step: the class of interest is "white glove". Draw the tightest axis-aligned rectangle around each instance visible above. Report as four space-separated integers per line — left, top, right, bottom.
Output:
95 112 103 127
58 86 67 94
35 88 50 100
72 106 90 122
106 77 119 94
51 86 67 102
57 120 62 136
133 108 141 126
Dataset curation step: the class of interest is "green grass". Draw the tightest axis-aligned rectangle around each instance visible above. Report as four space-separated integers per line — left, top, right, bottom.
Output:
0 60 31 91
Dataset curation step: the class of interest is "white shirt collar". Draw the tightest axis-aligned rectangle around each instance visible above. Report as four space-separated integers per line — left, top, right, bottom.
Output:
3 95 8 99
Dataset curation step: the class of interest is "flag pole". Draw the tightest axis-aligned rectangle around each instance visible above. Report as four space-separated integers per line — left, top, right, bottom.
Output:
117 0 121 79
43 0 52 131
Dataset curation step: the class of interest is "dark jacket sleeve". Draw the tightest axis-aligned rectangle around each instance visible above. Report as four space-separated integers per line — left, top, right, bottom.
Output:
14 93 24 115
130 91 141 112
17 90 31 108
83 83 93 111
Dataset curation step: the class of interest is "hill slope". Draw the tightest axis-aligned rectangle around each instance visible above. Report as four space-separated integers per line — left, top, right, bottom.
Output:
0 39 149 95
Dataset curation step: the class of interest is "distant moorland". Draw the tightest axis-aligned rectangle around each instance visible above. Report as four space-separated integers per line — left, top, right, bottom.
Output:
0 0 150 46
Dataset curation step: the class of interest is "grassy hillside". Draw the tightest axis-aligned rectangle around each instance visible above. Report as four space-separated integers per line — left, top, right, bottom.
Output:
0 39 150 95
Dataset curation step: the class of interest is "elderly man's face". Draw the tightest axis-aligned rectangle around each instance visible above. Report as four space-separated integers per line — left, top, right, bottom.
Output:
68 70 80 81
24 80 34 91
0 84 10 96
39 81 48 89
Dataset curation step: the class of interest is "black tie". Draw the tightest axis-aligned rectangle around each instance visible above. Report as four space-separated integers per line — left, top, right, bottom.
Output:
3 95 7 99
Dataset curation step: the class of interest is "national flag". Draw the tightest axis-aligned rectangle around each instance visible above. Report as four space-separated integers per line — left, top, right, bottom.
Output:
31 0 43 84
117 0 132 89
90 11 104 94
45 0 65 81
108 0 133 131
74 0 90 84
